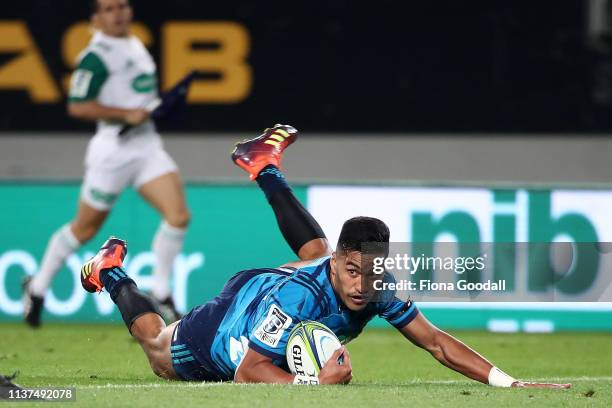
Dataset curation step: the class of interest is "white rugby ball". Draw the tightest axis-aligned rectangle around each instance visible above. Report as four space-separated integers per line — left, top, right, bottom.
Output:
286 321 342 377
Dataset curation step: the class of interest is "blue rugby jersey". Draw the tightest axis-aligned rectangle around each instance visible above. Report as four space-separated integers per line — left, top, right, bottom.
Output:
176 256 418 380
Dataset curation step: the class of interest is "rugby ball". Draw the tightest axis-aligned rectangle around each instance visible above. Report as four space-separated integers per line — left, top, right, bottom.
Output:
286 321 342 377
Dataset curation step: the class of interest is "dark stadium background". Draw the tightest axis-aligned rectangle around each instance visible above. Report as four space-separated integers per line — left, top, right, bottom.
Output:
3 0 609 133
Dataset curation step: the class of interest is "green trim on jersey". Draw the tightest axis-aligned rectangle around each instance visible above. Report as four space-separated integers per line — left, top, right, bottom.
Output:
131 73 157 93
68 52 109 102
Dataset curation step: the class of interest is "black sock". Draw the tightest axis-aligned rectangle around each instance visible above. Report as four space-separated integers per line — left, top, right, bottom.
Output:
256 165 326 255
100 267 161 331
255 164 291 201
100 267 132 301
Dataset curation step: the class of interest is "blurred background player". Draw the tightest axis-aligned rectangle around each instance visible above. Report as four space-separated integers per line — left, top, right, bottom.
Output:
21 0 189 326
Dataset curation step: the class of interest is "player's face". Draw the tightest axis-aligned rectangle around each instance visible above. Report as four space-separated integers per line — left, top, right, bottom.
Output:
330 250 378 311
92 0 133 37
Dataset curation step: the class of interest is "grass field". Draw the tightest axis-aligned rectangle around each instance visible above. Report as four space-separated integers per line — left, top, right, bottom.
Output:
0 323 611 407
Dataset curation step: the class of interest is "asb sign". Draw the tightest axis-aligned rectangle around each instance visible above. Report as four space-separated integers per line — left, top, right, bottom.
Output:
0 20 251 104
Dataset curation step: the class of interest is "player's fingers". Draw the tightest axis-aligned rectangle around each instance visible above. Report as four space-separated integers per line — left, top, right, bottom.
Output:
329 346 345 364
324 347 345 369
339 363 352 384
536 383 571 389
340 348 351 368
513 381 572 389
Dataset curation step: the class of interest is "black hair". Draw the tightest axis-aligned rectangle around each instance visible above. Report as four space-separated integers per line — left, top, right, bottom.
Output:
337 216 390 254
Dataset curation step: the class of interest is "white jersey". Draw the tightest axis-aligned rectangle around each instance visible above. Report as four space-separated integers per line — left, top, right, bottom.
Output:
69 30 158 136
68 30 178 210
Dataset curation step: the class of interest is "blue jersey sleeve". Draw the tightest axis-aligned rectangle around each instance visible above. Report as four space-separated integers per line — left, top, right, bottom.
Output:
378 297 419 328
375 272 419 328
248 279 320 359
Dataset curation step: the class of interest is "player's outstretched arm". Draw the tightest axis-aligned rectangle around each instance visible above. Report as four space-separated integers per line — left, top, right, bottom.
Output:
234 348 294 384
235 347 352 385
399 313 571 389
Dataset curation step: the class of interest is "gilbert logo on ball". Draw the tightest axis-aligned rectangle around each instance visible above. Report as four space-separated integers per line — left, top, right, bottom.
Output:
286 321 342 377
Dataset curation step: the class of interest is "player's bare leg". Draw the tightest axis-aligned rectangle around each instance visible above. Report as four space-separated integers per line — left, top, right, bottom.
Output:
138 171 191 322
71 201 110 242
232 124 332 262
23 200 109 327
297 238 331 260
80 237 179 380
131 315 180 379
139 172 190 229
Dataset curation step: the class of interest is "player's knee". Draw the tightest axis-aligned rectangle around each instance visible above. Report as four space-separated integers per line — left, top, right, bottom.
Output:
70 221 100 243
151 364 167 379
151 363 167 378
165 209 191 229
141 344 165 375
298 238 331 260
147 353 175 379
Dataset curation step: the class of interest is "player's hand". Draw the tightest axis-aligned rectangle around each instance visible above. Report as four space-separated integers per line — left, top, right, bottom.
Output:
124 109 149 125
319 346 352 385
511 381 571 389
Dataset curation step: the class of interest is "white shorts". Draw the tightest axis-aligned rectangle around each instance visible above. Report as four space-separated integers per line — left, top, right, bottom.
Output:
80 130 178 211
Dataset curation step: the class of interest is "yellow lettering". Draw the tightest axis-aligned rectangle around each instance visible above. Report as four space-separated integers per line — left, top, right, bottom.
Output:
163 22 251 103
0 21 60 102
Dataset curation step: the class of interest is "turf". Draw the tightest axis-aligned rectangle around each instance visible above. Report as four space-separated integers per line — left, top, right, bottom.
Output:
0 323 610 407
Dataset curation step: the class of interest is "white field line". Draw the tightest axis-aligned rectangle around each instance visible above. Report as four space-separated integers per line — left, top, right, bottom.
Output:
74 377 612 389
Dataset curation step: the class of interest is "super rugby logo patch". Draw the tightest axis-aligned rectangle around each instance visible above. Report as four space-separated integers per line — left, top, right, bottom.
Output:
254 305 292 348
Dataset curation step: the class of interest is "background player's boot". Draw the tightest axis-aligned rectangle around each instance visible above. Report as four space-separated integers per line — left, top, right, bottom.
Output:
231 124 298 180
0 372 25 400
156 296 182 323
21 277 43 328
81 237 128 293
